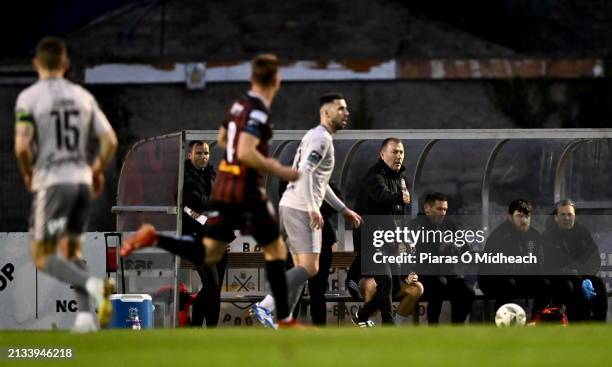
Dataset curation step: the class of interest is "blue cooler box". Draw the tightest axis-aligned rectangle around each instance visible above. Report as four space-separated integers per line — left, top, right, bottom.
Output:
109 294 154 329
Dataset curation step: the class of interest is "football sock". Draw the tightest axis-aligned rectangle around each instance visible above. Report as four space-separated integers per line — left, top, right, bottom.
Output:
259 266 310 314
265 260 290 320
156 234 205 265
259 294 276 311
42 254 89 291
286 266 310 314
71 258 91 312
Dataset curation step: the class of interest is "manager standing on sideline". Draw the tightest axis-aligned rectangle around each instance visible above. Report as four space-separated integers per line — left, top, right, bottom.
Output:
181 140 227 328
347 138 423 326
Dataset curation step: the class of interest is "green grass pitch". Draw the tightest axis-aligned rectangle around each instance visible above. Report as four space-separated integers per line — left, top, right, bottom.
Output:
1 325 611 367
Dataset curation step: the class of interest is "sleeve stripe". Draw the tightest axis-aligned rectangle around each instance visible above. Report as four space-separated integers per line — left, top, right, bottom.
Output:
249 110 268 124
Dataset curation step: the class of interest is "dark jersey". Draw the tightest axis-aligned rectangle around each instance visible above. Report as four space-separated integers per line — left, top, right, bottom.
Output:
212 91 272 204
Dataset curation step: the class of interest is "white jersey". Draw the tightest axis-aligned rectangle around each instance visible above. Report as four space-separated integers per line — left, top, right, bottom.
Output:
15 78 114 191
280 125 345 212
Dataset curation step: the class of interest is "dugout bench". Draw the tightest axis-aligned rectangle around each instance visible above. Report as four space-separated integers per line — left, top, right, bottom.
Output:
179 251 515 325
179 251 358 326
112 129 612 327
180 252 612 325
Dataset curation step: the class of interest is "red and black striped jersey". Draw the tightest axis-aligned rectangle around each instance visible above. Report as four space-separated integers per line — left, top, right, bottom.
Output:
212 91 273 204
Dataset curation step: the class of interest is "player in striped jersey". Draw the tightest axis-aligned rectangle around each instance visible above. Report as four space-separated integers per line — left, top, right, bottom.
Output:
122 54 302 327
14 37 118 332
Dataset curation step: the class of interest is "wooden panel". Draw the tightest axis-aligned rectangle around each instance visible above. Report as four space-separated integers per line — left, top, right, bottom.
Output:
179 251 357 269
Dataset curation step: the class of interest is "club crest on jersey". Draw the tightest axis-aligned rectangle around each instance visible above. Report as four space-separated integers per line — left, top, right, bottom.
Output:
230 102 244 115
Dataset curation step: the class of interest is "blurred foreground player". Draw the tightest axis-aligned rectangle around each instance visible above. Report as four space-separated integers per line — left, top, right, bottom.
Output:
14 36 118 332
122 54 302 327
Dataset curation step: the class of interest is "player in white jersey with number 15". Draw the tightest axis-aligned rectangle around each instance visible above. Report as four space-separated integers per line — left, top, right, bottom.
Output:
251 94 363 327
14 37 118 332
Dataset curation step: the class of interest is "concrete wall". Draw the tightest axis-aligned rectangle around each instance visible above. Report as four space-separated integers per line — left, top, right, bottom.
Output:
88 80 521 135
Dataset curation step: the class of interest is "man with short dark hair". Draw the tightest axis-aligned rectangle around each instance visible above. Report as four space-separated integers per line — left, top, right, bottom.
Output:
181 140 227 327
122 54 303 328
251 94 362 328
15 36 118 332
410 192 474 324
347 138 423 327
478 199 549 319
543 199 607 321
183 141 214 237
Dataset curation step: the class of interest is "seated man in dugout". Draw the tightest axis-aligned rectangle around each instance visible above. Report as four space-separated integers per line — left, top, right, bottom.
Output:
543 199 607 322
478 199 551 320
409 192 475 324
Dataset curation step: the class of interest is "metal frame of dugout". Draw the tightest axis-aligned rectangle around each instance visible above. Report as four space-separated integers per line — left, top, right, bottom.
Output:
111 129 612 327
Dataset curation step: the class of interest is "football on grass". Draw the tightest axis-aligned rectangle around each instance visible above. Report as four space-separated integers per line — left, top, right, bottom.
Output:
495 303 527 327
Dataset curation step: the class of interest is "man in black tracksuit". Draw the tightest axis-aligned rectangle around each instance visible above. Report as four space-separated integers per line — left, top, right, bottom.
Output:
409 192 475 324
347 138 423 326
308 181 342 325
478 199 550 319
543 199 606 322
183 142 215 239
181 141 227 327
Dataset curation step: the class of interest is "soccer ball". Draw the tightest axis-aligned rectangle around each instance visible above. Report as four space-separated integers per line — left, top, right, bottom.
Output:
495 303 527 327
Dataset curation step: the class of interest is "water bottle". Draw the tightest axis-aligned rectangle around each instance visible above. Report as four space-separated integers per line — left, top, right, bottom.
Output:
128 307 142 330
